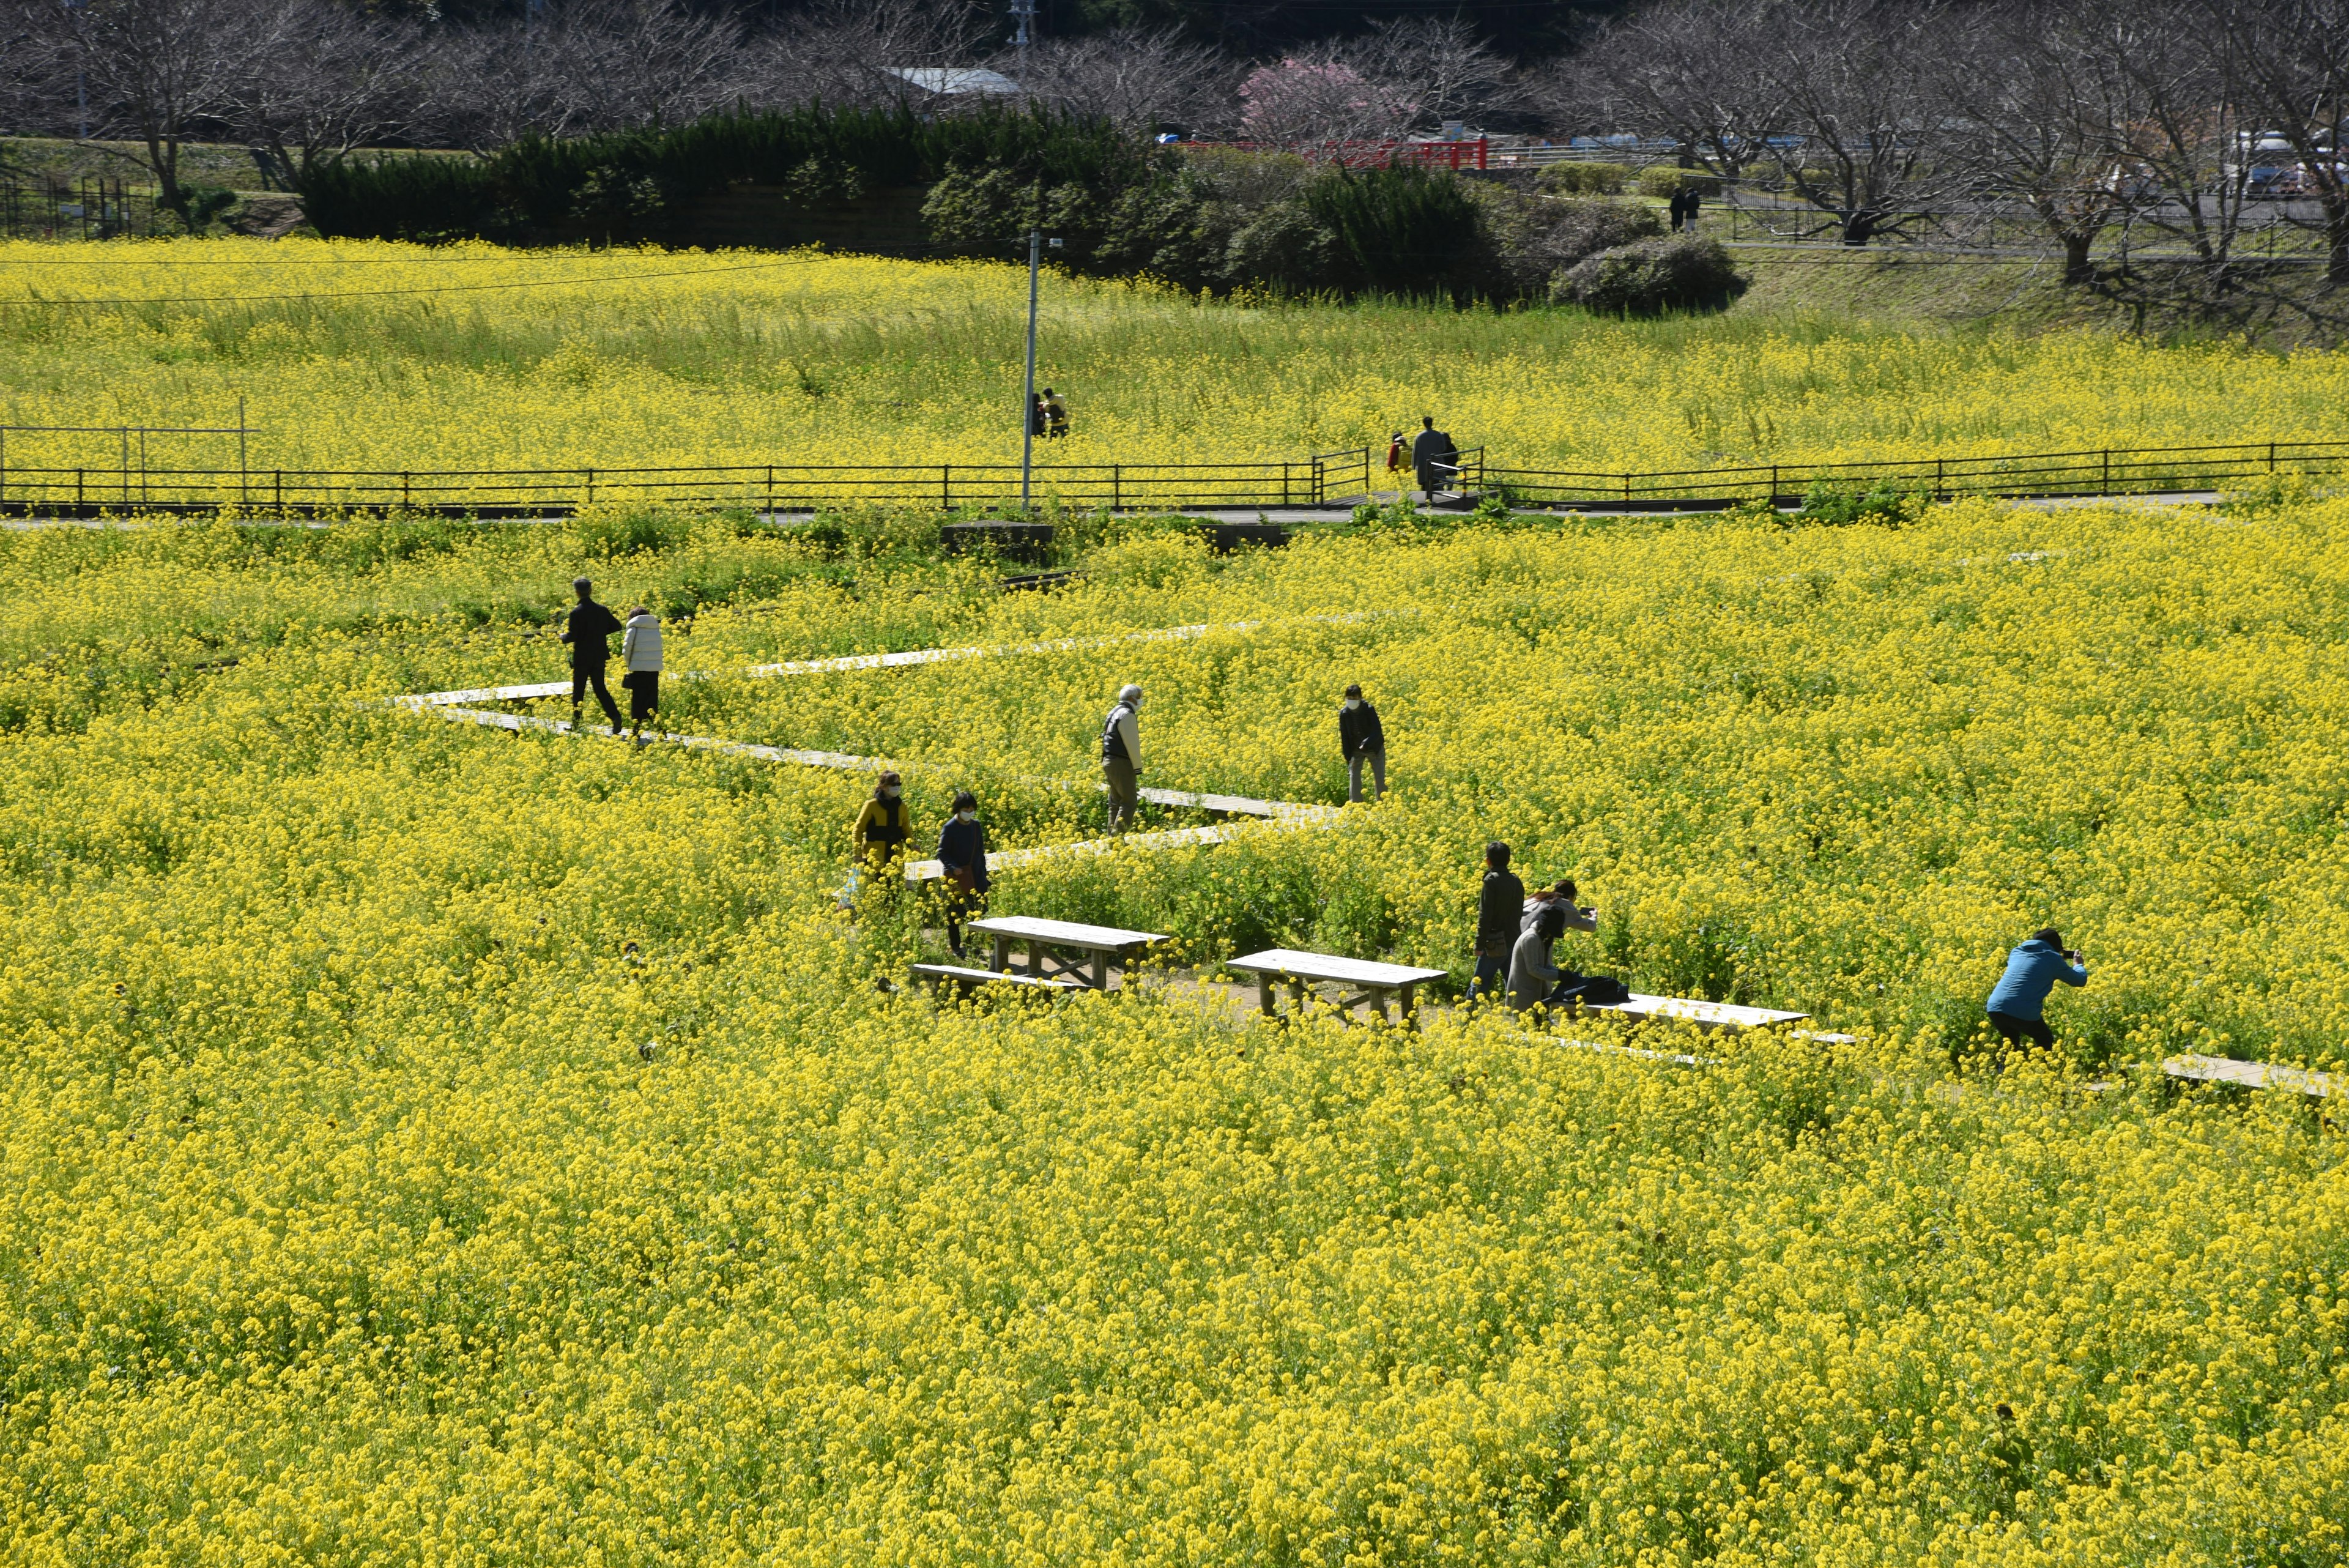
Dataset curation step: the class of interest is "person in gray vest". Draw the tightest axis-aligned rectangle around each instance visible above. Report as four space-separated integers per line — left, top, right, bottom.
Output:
1101 683 1143 830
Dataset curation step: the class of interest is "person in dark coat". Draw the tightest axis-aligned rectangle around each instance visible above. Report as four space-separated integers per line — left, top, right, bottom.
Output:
935 789 990 959
1469 841 1524 1002
560 576 625 735
1339 682 1387 801
1668 188 1688 231
1682 187 1702 227
1410 415 1458 505
1984 927 2088 1050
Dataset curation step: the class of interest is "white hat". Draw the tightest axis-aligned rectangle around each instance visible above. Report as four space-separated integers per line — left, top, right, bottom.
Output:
1119 683 1143 702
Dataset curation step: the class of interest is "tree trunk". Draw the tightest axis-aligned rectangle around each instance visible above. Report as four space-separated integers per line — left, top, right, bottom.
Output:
2063 232 2093 286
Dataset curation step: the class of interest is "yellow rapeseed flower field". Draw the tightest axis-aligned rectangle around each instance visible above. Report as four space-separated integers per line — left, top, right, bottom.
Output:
5 239 2349 478
1 480 2345 1562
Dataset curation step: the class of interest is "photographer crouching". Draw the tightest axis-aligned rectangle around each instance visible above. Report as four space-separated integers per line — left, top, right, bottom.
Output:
1984 926 2088 1051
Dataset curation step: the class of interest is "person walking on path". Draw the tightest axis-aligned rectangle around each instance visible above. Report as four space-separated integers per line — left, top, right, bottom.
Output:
1340 683 1387 801
850 770 912 885
560 576 625 735
620 604 662 747
1682 187 1702 228
1385 430 1405 478
1411 415 1458 505
935 789 990 959
1043 388 1069 439
1668 188 1686 231
1984 927 2088 1050
1100 683 1143 830
1469 841 1524 1002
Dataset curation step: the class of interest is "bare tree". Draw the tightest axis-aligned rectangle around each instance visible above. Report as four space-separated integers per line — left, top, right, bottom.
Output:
229 0 430 188
2078 0 2268 307
39 0 291 222
1748 0 1973 245
552 0 748 130
0 0 69 139
1019 25 1230 131
1948 1 2139 283
1567 0 1783 182
1350 15 1524 132
746 0 994 113
2203 0 2349 289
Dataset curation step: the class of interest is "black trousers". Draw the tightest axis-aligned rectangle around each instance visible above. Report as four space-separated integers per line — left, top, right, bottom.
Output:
571 661 622 727
1987 1011 2055 1049
623 670 659 723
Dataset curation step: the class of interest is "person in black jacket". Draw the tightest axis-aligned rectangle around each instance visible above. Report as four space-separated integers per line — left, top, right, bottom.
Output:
1339 683 1387 802
1469 841 1524 1002
935 789 990 959
560 576 625 735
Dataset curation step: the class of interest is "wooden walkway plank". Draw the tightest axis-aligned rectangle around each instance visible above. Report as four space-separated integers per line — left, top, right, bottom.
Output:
2163 1053 2338 1098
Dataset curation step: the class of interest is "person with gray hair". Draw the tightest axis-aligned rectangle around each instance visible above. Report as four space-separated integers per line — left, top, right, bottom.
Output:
1100 682 1143 830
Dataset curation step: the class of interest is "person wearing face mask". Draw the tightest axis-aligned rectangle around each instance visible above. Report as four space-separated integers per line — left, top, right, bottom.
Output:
850 770 911 885
1338 682 1386 802
935 789 990 959
1100 683 1143 831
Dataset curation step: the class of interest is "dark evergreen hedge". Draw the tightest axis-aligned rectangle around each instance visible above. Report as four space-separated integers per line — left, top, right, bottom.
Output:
299 104 1147 245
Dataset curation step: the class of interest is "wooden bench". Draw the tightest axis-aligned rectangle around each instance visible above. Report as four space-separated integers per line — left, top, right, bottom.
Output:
966 915 1170 990
909 962 1082 1000
1226 948 1448 1025
1577 992 1811 1033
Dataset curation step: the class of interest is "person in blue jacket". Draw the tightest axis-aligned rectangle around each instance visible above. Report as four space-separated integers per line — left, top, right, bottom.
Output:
1985 927 2088 1049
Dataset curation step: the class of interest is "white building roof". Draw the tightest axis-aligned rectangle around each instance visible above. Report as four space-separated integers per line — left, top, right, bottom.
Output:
884 67 1022 97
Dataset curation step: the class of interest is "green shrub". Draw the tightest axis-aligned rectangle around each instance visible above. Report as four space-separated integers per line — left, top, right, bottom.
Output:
1304 165 1496 302
1543 198 1664 267
1535 162 1628 196
1636 166 1724 199
1553 234 1748 315
1794 480 1931 527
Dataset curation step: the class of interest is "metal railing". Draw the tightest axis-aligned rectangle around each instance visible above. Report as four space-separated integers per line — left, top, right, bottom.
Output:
0 437 2332 519
1485 440 2349 508
0 453 1372 518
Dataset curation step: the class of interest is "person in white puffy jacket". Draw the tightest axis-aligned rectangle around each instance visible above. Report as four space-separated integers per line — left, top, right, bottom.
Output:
620 606 662 746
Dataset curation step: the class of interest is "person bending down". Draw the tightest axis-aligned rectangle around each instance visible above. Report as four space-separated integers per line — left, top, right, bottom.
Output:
1984 926 2088 1049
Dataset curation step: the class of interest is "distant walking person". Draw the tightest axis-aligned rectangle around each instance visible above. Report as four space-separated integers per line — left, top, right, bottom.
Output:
1100 683 1143 830
1683 187 1702 227
1340 682 1386 801
1031 393 1048 437
1668 188 1688 231
560 576 624 735
1411 415 1458 505
1984 927 2088 1050
620 604 661 746
1468 841 1524 1002
935 790 990 959
1386 430 1406 476
1043 387 1069 438
851 770 911 877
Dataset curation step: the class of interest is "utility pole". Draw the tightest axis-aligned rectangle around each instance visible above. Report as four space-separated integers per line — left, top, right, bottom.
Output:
1010 0 1036 92
1019 227 1063 513
1020 228 1040 511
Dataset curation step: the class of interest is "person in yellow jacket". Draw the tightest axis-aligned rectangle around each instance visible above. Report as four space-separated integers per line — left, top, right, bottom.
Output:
845 772 912 910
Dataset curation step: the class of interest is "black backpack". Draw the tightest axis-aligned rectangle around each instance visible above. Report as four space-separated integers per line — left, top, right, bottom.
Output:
1557 973 1631 1007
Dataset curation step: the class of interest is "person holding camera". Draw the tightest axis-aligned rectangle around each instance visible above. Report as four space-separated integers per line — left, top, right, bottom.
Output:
1984 926 2089 1049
